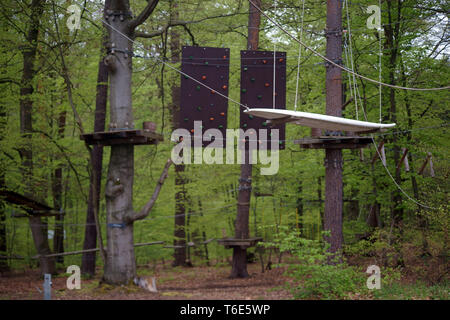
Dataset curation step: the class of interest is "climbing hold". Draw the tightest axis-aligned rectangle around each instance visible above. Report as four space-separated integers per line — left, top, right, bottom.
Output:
189 55 193 60
262 60 267 64
279 58 284 63
197 106 202 111
257 95 262 99
210 103 214 107
210 117 214 121
243 123 248 128
204 61 209 65
244 67 248 71
211 90 215 94
250 77 255 82
184 118 188 122
202 75 207 80
220 112 225 116
184 75 189 79
218 125 223 129
222 85 227 90
248 115 254 119
196 85 201 91
190 129 194 133
241 89 247 93
265 83 270 87
223 55 227 59
262 122 268 127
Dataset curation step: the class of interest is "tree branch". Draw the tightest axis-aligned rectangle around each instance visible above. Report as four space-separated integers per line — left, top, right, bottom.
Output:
128 158 173 222
129 0 160 30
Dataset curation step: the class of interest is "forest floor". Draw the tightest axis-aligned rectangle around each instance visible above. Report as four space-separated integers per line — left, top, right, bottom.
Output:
0 262 294 300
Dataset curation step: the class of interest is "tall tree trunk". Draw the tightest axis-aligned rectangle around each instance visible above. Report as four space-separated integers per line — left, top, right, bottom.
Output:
0 105 8 272
384 0 403 229
324 0 344 260
102 0 136 284
52 111 66 264
20 0 55 276
81 32 109 276
168 1 188 267
230 0 261 278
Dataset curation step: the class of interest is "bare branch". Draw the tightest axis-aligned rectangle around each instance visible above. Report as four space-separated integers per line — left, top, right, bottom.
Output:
128 158 173 222
129 0 160 30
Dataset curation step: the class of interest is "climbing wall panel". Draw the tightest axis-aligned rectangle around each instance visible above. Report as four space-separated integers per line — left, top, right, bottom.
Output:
180 46 230 148
240 50 286 150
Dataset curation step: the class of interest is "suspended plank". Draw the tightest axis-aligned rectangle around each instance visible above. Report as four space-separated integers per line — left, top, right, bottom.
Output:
244 108 395 133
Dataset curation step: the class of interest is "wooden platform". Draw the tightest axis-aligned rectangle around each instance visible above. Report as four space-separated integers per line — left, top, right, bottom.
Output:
217 237 263 249
294 135 372 149
0 190 62 217
80 129 163 146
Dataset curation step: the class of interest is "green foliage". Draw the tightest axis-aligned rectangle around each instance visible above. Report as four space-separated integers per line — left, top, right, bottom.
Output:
261 226 367 299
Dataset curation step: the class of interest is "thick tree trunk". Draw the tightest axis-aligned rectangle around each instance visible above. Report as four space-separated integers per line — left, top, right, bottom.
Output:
103 1 136 284
0 104 8 272
324 0 344 260
231 154 252 278
81 44 108 276
20 0 55 275
230 0 261 278
169 1 189 267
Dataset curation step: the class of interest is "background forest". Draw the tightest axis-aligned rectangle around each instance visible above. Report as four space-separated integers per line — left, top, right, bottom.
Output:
0 0 448 299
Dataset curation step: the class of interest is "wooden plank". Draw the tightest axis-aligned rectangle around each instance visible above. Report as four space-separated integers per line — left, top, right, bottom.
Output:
396 148 408 174
80 129 163 146
371 141 385 165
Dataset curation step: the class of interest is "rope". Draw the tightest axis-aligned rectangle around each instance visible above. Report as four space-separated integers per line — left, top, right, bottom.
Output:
342 5 439 210
247 0 450 92
273 0 277 109
378 0 383 123
294 0 305 111
344 0 359 120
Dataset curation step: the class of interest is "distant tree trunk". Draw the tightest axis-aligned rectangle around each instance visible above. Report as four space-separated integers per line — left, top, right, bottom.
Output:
0 105 8 272
81 29 109 276
230 0 261 279
52 111 66 264
384 0 403 229
297 178 303 232
20 0 55 276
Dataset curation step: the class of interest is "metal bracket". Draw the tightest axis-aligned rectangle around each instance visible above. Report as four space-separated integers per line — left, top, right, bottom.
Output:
324 28 343 37
238 185 253 191
238 177 252 183
108 47 134 59
104 10 133 21
107 223 126 229
325 58 343 68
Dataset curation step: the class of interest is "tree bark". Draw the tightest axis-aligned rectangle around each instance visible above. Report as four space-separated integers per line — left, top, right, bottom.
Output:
102 0 160 284
20 0 56 276
0 105 8 272
168 0 189 267
81 34 109 276
52 111 66 264
230 0 261 278
324 0 344 260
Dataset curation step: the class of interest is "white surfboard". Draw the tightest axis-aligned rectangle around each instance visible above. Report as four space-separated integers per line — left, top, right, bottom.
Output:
244 108 396 133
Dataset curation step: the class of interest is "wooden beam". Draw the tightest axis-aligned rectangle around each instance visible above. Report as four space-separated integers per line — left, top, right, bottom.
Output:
418 152 432 175
371 141 385 165
396 148 409 174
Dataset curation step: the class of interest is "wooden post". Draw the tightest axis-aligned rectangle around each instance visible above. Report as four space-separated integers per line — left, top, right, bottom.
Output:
396 148 408 175
324 0 344 258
